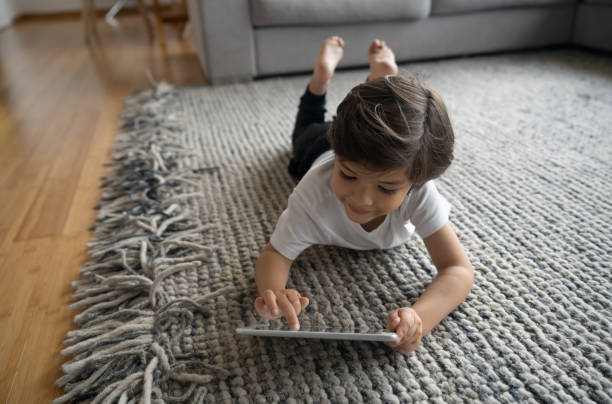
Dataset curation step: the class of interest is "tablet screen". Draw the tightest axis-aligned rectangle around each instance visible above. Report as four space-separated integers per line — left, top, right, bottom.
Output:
236 320 398 342
245 321 387 333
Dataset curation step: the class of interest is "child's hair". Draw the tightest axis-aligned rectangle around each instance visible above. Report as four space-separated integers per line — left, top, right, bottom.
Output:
327 75 454 186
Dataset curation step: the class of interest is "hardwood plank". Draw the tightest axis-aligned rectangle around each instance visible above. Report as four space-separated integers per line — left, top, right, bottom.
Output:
0 167 49 255
3 234 89 404
0 237 62 402
62 104 119 237
0 12 205 403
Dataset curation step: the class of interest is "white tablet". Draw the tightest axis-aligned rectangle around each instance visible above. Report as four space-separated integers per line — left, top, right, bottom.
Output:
236 323 398 342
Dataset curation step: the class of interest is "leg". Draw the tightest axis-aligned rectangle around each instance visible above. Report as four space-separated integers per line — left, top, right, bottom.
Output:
367 39 398 81
308 36 344 95
288 120 332 180
291 89 327 149
292 35 344 138
288 36 344 180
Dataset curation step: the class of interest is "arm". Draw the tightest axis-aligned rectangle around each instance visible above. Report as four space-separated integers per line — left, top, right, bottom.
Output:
254 242 309 330
387 222 473 352
414 222 474 334
255 242 293 296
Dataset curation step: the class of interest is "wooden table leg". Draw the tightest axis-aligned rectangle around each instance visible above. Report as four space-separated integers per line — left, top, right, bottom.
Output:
137 0 154 41
152 0 167 48
88 0 100 43
80 0 92 44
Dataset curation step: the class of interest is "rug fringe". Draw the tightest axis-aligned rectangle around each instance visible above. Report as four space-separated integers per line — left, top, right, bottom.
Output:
54 82 229 404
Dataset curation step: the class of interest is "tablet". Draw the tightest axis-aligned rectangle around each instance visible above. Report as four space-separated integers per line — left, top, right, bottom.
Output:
236 322 398 342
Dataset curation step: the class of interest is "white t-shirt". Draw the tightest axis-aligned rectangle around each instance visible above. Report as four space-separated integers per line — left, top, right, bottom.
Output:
270 150 450 260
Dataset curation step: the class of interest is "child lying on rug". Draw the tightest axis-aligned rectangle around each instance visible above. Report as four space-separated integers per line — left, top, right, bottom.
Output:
253 36 473 354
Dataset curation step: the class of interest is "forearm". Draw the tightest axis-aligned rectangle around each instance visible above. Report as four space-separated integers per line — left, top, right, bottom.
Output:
254 243 293 296
411 265 473 335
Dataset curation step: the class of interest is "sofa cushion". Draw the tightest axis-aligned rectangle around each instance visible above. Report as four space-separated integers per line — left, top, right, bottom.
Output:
251 0 431 27
432 0 575 15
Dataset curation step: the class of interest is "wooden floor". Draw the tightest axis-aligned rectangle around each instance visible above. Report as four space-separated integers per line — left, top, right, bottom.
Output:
0 14 205 403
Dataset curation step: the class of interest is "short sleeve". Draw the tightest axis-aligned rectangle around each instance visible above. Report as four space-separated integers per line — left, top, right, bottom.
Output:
269 193 317 260
405 181 451 239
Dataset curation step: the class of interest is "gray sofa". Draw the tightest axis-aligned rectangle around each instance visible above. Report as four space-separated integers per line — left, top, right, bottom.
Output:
186 0 612 84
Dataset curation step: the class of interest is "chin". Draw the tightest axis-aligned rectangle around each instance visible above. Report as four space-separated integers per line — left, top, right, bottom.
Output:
345 206 376 224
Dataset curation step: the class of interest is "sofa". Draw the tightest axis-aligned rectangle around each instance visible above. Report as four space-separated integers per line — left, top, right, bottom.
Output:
186 0 612 84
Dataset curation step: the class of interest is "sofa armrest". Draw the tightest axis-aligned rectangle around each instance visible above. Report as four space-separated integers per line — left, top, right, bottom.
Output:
187 0 256 83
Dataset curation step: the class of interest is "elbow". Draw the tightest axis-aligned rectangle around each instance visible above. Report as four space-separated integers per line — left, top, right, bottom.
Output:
464 260 474 292
438 261 474 292
449 260 474 292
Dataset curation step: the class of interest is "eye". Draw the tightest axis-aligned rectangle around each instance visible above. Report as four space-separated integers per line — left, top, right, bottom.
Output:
340 171 356 180
379 186 397 194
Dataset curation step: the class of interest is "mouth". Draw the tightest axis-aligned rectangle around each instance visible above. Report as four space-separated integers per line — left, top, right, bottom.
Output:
348 204 370 215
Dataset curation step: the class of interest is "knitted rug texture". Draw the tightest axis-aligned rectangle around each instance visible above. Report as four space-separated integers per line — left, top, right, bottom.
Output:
55 50 611 403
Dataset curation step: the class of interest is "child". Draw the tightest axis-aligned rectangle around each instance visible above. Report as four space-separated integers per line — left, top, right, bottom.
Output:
254 36 473 354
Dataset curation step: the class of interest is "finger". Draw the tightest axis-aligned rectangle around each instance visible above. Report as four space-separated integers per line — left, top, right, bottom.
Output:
404 321 421 342
385 332 401 348
390 333 418 353
288 291 309 310
385 311 401 347
407 336 419 348
263 290 279 316
401 309 422 341
407 322 422 343
254 297 270 316
387 310 400 331
285 290 303 315
396 309 415 339
398 338 420 354
288 295 302 316
276 292 300 331
386 336 401 348
398 308 414 326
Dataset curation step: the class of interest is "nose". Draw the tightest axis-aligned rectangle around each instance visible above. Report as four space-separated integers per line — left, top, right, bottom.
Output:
351 184 374 207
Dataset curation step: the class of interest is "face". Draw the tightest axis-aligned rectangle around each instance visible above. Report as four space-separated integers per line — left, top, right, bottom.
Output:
331 158 413 227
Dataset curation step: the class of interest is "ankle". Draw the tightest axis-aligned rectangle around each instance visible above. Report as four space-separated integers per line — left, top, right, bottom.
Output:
308 77 328 96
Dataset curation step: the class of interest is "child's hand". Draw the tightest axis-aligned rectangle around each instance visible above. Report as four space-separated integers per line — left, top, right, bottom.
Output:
385 307 423 353
254 289 309 331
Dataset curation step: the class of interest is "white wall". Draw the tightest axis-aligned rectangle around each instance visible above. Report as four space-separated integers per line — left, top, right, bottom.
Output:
0 0 18 30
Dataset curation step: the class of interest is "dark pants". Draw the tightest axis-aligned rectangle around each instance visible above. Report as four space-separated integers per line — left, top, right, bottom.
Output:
288 87 332 181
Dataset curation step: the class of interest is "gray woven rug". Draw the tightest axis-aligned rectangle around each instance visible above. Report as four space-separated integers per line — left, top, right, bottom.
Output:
55 49 612 403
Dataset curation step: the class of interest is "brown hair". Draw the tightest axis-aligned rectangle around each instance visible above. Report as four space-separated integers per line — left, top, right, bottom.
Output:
327 75 454 186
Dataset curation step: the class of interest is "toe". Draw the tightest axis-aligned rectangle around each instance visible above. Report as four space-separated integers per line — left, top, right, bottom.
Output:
369 40 379 54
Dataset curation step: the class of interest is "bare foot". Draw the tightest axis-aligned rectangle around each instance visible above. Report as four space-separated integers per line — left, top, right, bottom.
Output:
309 36 345 95
368 39 398 81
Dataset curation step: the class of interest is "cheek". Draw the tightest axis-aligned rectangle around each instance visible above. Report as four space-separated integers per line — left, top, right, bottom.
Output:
331 175 344 200
332 177 356 205
378 193 407 213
